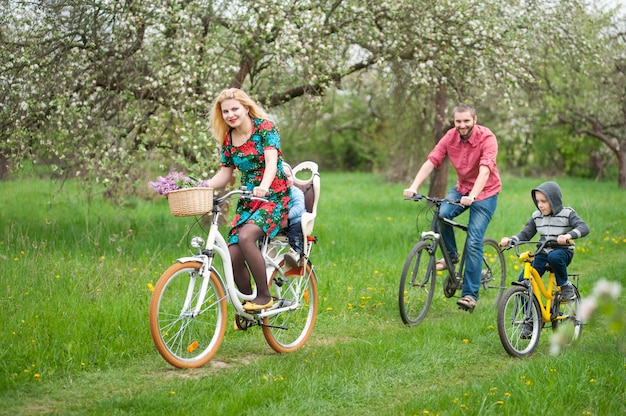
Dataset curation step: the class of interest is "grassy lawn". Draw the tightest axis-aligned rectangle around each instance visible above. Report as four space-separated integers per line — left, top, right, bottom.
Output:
0 172 624 415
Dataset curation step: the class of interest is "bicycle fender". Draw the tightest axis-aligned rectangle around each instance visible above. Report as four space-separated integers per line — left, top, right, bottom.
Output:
175 256 202 264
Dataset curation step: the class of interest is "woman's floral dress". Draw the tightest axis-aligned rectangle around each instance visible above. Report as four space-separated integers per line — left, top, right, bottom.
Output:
222 117 291 245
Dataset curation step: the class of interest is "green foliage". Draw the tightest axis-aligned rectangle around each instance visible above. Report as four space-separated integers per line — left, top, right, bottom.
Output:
1 173 625 414
4 0 624 195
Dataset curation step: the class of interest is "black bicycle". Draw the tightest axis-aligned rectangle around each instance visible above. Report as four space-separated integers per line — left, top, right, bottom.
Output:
398 194 506 326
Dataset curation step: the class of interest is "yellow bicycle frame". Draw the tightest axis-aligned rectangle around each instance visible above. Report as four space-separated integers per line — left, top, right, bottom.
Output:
520 251 556 323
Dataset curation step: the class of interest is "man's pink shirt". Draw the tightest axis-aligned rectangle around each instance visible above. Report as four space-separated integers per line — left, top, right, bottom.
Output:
427 125 502 200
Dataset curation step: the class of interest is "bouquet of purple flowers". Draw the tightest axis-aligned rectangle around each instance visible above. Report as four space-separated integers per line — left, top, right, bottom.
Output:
149 172 210 196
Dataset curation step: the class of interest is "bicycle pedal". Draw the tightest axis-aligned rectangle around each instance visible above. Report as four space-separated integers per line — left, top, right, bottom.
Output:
457 305 474 313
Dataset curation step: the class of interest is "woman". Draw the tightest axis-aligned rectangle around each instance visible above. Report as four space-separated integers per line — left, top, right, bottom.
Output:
207 88 291 311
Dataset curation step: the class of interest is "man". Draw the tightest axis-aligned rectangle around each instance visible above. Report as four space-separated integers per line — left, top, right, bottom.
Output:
403 104 502 311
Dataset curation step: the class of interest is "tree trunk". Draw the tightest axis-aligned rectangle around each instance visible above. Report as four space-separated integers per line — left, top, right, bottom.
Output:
428 86 450 198
617 143 626 189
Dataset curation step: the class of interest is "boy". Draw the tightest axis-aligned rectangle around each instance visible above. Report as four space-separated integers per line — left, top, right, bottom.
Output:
500 181 590 301
283 163 305 267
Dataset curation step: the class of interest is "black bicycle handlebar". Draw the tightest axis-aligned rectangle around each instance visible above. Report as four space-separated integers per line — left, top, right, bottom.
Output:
406 193 463 206
500 239 572 257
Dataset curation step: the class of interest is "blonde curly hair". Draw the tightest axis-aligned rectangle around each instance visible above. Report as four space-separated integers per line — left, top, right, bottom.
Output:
210 88 270 145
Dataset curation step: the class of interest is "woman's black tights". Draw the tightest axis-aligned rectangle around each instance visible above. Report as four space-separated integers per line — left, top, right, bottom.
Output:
229 223 271 304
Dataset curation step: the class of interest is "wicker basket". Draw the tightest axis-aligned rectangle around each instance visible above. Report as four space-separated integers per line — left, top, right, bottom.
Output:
167 187 214 217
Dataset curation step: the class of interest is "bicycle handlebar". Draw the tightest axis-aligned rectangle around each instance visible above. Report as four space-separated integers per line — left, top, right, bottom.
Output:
406 193 463 206
500 239 573 257
216 188 269 206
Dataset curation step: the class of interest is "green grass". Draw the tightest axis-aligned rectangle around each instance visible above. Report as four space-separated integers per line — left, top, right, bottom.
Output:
1 173 624 415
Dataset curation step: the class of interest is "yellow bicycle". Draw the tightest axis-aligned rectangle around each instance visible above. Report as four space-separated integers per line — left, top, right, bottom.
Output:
497 240 582 357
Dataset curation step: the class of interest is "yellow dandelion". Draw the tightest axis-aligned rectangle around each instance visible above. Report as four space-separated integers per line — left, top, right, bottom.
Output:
262 375 269 381
589 378 596 383
505 392 511 397
525 380 531 386
34 374 40 381
170 391 176 395
326 307 333 311
463 339 469 344
147 283 155 292
497 401 504 405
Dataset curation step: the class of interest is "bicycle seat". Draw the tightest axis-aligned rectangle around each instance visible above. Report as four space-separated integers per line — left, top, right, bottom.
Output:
291 161 320 255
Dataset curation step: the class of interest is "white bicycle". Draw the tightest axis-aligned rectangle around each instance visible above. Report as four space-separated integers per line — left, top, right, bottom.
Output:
149 180 320 368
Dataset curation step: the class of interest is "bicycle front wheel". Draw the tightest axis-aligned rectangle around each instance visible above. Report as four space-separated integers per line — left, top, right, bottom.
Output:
262 261 318 353
398 241 436 326
497 286 542 357
481 238 507 305
551 284 583 347
149 261 227 368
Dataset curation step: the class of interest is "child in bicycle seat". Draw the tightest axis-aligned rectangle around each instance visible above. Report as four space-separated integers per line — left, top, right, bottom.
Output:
500 181 589 301
283 163 305 268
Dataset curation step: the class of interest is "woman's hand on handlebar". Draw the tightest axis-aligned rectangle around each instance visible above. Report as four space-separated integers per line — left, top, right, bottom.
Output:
253 186 269 198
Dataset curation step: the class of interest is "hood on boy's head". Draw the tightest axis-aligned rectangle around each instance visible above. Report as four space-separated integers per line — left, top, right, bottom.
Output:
531 181 563 215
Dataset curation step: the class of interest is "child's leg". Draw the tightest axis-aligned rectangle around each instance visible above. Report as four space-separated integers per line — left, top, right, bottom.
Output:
518 253 548 282
547 249 573 287
287 221 303 254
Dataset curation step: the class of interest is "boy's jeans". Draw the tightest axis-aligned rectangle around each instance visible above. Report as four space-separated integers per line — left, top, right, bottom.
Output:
287 221 303 255
438 187 498 300
518 249 574 287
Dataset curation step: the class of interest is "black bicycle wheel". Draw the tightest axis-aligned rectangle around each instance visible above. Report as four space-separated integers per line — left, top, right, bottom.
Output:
497 286 542 357
398 241 436 326
481 238 507 305
551 284 583 347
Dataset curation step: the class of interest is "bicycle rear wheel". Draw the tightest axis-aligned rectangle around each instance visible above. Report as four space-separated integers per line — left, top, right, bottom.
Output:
551 284 582 347
497 286 542 357
398 241 436 326
149 261 227 368
481 238 507 305
262 261 318 353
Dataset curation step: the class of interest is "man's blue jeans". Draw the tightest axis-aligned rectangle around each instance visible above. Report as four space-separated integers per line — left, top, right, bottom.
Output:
438 187 498 300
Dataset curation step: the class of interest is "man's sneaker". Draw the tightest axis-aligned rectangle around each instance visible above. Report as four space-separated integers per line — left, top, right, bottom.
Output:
520 323 533 339
284 249 301 268
560 284 576 301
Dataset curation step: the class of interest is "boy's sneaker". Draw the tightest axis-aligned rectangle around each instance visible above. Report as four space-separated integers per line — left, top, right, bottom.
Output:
520 323 533 339
284 249 301 268
560 284 576 301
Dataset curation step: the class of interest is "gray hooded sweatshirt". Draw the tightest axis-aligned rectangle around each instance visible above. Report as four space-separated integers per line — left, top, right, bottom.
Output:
510 181 590 253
